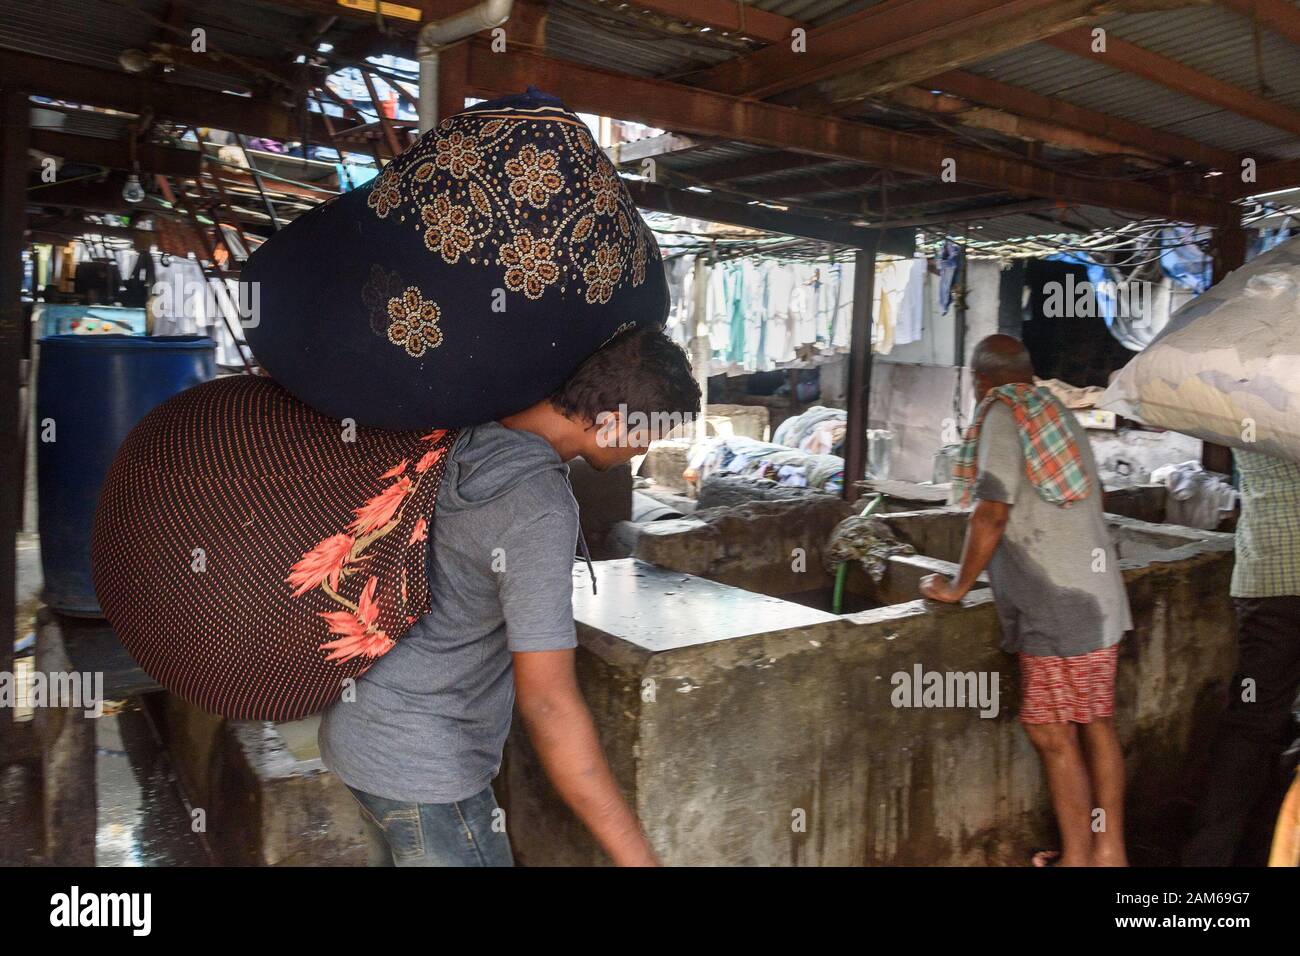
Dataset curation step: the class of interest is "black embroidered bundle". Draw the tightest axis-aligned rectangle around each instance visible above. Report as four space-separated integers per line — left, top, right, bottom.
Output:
241 88 670 430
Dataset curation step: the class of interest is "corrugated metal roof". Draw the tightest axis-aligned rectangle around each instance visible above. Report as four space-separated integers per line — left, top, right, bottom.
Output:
752 0 883 28
964 44 1294 158
546 0 737 77
1105 6 1300 109
1 0 162 73
962 6 1300 160
7 0 1298 246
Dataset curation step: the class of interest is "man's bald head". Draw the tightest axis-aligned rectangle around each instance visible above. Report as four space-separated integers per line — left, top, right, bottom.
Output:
972 334 1035 391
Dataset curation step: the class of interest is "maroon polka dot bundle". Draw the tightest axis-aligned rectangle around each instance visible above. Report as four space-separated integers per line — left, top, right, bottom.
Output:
90 374 457 721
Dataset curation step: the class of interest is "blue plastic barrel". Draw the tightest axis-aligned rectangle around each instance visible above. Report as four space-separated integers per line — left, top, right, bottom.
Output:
36 334 216 616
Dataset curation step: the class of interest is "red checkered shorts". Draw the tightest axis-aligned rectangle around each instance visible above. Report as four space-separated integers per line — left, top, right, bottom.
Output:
1018 645 1119 725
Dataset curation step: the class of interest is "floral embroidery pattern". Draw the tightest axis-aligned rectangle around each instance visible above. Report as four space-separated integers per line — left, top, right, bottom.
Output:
386 287 443 358
632 236 648 287
500 233 560 300
367 167 401 218
590 166 620 217
436 130 481 179
362 103 660 322
583 242 622 305
421 195 474 264
285 430 453 665
505 144 564 207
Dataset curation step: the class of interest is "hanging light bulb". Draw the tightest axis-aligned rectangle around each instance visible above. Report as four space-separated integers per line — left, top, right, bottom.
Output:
122 173 146 203
123 127 146 203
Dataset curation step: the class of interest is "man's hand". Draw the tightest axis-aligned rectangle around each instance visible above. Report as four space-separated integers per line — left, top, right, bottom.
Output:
920 573 966 603
925 498 1010 604
513 649 661 866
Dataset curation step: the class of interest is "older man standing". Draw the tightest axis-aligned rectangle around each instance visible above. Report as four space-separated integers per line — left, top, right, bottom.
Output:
921 334 1132 867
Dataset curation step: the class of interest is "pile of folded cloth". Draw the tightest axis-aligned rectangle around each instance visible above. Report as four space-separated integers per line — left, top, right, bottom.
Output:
688 434 845 495
773 405 848 457
1149 460 1238 530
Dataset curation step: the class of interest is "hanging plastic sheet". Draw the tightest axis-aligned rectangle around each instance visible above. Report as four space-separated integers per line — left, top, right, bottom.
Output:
1158 226 1213 294
1047 251 1152 352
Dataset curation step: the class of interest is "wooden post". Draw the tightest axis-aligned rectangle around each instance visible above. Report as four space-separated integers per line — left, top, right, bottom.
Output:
1203 225 1246 476
0 89 28 764
844 238 879 503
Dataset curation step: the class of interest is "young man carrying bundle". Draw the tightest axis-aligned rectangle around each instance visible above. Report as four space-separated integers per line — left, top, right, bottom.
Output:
920 334 1132 867
319 326 700 867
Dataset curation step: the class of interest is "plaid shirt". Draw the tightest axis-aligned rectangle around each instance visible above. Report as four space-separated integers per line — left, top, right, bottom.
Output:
951 383 1092 508
1232 449 1300 598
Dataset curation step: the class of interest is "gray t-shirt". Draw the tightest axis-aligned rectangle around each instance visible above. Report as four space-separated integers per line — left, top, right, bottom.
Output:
318 423 580 803
974 401 1132 658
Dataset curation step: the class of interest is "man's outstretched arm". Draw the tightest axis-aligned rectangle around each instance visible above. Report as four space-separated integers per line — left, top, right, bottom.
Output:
920 498 1010 603
513 648 660 866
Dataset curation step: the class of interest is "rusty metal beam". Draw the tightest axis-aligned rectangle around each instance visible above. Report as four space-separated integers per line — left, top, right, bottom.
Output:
465 43 1237 224
884 85 1169 163
806 0 1212 109
0 49 333 146
690 0 1085 99
676 0 1239 176
925 70 1243 169
865 197 1067 228
30 129 203 178
602 0 797 43
1045 26 1300 138
1242 157 1300 195
1218 0 1300 46
624 179 915 254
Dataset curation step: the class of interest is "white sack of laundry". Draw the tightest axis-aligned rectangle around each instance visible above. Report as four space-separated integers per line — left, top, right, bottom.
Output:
1100 234 1300 464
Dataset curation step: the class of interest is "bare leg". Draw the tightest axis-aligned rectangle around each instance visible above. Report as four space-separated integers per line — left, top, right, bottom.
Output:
1079 717 1128 866
1024 721 1094 867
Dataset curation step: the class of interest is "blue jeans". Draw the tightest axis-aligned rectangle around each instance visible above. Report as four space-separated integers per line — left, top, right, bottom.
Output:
347 784 515 867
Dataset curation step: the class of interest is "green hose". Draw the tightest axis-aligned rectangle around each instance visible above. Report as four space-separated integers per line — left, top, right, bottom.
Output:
832 494 883 614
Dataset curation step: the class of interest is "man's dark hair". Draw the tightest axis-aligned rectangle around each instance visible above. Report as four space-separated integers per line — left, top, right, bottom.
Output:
550 326 701 423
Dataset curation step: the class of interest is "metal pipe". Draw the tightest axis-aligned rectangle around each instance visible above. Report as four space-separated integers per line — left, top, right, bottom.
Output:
417 0 513 133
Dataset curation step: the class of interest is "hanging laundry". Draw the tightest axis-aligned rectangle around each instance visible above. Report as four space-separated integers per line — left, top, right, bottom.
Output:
939 240 963 314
